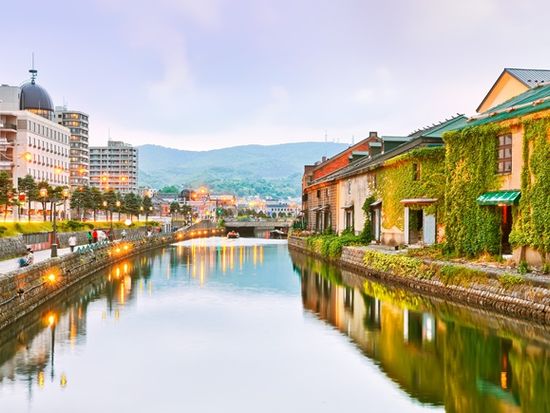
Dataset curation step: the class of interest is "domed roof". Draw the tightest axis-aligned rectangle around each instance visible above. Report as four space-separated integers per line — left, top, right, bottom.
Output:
19 80 54 112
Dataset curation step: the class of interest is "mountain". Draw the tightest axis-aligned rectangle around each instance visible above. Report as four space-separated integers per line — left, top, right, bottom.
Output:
138 142 348 198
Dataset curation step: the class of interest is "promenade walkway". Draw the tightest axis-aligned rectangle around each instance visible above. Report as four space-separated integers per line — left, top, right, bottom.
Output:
0 246 75 274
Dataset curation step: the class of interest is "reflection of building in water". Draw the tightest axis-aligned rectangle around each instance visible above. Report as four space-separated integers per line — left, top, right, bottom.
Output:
292 253 544 411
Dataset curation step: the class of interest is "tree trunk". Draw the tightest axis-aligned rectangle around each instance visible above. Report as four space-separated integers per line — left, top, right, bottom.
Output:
28 199 31 222
93 209 97 221
43 202 47 221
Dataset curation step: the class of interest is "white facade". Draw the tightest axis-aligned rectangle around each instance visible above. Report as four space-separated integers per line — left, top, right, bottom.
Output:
55 107 89 189
337 174 374 235
0 110 70 187
89 140 138 194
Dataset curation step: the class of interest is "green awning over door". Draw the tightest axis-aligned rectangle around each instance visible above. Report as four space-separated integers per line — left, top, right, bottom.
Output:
477 190 521 206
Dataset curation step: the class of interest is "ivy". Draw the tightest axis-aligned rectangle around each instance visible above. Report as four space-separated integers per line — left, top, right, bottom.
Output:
509 117 550 257
443 124 504 256
374 147 446 231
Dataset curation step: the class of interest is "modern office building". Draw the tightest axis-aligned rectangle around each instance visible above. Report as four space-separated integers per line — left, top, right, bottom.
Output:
0 69 71 188
55 107 89 189
89 140 138 193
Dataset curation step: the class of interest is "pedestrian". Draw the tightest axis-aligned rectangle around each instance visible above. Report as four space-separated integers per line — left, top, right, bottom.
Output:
68 235 77 252
86 231 93 245
19 248 33 268
92 229 98 243
121 229 127 239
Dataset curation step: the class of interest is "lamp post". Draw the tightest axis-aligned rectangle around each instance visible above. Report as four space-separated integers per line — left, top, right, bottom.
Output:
50 189 69 258
116 200 121 222
39 187 48 222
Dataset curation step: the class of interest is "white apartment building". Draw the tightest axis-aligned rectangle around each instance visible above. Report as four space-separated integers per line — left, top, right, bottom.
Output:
55 107 89 189
0 69 70 188
89 140 138 194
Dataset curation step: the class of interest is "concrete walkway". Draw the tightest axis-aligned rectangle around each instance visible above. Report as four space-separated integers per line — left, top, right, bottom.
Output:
0 246 76 274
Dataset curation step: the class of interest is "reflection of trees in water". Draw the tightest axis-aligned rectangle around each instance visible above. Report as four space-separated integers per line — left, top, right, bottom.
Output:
292 252 550 412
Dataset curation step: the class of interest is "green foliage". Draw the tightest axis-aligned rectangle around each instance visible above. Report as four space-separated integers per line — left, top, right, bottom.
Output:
509 118 550 255
374 147 445 231
443 124 504 256
517 260 529 275
363 250 436 279
499 273 525 288
59 220 86 231
359 196 375 243
160 185 180 193
306 233 363 258
362 250 489 286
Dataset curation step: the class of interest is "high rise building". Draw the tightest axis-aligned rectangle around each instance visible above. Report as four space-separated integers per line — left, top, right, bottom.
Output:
55 107 89 189
89 140 138 194
0 68 70 188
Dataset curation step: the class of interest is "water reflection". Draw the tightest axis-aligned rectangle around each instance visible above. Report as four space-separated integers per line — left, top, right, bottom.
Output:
0 242 549 412
292 251 550 412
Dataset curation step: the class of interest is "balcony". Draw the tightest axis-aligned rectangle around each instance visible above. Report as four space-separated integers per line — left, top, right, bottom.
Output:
0 123 17 132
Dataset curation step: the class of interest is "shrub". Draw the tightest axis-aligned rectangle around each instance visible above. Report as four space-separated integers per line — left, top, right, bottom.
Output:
499 273 525 288
518 260 530 275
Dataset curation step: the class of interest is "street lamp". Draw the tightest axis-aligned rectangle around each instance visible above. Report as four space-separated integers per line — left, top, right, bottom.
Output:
39 187 48 222
50 188 69 258
116 200 121 222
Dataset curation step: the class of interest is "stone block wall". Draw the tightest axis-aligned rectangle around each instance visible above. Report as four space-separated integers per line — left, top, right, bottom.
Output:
0 221 218 331
288 236 550 323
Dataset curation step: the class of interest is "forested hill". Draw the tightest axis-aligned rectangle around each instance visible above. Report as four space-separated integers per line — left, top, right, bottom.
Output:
138 142 348 198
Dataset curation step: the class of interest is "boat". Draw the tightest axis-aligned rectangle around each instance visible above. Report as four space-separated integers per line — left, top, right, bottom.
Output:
227 231 240 239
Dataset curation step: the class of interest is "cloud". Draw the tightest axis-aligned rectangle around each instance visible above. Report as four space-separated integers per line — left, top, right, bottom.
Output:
94 0 221 103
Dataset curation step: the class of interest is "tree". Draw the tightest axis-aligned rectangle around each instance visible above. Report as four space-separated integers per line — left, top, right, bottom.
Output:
37 181 52 221
103 190 118 221
89 187 103 221
142 195 153 222
123 192 141 220
0 172 13 221
18 175 38 222
70 187 87 220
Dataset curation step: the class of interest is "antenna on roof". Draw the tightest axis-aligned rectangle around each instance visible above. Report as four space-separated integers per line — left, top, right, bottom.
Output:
351 135 355 145
29 52 37 84
324 129 328 143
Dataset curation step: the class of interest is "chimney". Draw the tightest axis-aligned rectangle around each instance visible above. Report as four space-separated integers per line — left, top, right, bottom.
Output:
369 131 378 138
321 156 327 162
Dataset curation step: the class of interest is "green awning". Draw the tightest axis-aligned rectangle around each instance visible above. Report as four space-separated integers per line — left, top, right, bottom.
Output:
477 190 521 206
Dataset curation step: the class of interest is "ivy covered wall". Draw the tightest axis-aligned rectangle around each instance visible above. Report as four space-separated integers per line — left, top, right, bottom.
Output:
443 124 504 256
374 147 445 231
510 117 550 257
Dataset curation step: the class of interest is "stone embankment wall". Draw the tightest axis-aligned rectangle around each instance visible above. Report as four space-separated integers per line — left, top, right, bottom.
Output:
0 222 221 331
288 236 550 324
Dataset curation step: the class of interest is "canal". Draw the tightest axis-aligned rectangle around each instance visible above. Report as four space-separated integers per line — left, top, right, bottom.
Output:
0 238 549 412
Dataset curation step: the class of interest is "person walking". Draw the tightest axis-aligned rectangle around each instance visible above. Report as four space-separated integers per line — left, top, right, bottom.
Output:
92 229 98 243
86 231 93 245
121 229 127 240
68 235 77 252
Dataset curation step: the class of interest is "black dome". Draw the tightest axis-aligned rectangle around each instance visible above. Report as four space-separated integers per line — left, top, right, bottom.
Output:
19 81 54 112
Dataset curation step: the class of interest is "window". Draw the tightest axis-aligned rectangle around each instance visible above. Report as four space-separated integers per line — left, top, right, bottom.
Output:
497 134 512 174
347 180 352 195
316 190 320 198
412 163 420 181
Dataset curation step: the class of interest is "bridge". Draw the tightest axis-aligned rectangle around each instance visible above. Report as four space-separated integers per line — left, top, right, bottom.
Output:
224 220 292 238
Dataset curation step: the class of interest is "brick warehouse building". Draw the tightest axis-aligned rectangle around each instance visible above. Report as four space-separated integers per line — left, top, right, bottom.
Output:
302 133 382 233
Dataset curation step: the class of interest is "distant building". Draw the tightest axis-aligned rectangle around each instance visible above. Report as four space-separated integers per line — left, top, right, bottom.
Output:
266 200 299 217
89 140 138 193
55 107 89 189
0 68 70 188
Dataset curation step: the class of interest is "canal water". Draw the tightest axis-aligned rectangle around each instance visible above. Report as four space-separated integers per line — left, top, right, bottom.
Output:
0 238 549 412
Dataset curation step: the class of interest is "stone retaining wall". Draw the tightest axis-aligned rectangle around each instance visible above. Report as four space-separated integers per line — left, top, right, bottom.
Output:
288 236 550 324
0 222 220 331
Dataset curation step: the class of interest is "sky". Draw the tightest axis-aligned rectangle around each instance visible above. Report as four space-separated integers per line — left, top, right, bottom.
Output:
1 0 549 150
